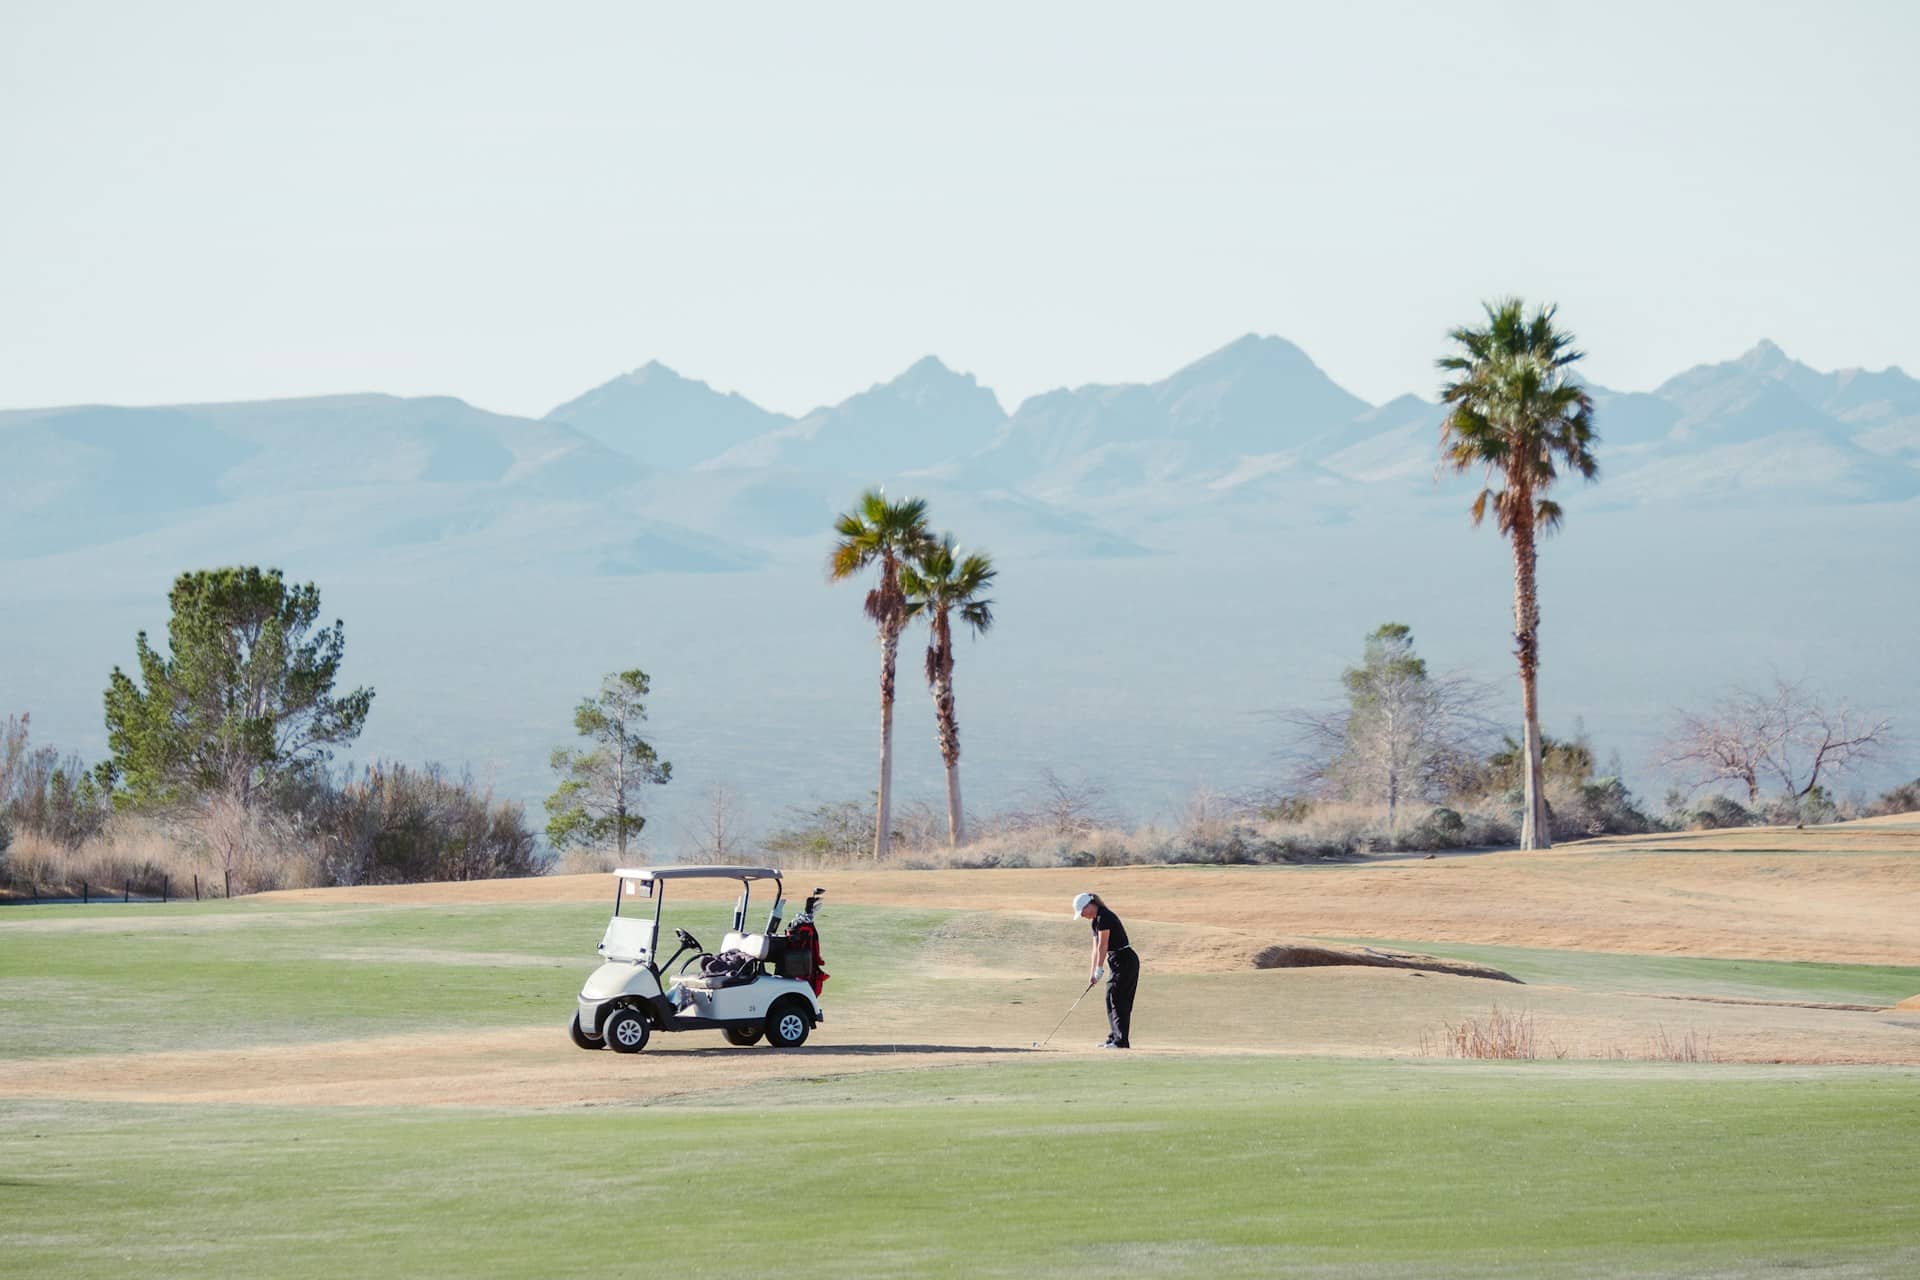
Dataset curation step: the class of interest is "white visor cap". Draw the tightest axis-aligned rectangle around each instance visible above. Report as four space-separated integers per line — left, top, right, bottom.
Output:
1072 892 1095 917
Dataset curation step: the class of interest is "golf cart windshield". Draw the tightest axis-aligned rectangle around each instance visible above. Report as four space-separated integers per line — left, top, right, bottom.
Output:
603 866 787 962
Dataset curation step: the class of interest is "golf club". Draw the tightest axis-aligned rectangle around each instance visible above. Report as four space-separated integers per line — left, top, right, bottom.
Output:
1032 977 1099 1048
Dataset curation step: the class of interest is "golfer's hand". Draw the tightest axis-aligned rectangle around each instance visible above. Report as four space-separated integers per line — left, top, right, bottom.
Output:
1090 967 1104 983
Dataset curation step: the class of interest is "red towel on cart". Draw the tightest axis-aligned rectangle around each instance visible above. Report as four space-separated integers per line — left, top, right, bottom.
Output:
788 922 829 997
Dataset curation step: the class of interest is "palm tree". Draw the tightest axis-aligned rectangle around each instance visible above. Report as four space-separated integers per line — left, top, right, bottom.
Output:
903 535 997 846
1437 298 1598 850
828 488 934 860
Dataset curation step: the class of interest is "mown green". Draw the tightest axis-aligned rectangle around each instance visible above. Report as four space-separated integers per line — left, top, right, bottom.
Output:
5 1059 1918 1279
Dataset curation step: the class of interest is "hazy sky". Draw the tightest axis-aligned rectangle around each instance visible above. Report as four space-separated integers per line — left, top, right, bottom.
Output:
5 0 1916 419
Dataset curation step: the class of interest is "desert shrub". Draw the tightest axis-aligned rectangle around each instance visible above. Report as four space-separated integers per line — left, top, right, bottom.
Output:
1398 806 1467 849
1548 776 1656 838
1870 778 1920 817
1257 795 1314 824
3 761 540 898
1480 731 1598 795
764 798 879 864
550 846 625 876
1 714 111 849
312 762 543 885
1733 789 1841 828
1686 794 1756 830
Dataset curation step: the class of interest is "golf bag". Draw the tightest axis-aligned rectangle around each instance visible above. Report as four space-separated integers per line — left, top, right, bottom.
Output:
783 921 828 996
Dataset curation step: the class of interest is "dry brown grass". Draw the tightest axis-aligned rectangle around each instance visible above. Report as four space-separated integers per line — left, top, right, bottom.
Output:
260 816 1920 967
1423 1005 1562 1059
1422 1008 1721 1063
1596 1027 1719 1063
2 810 321 899
1577 814 1920 854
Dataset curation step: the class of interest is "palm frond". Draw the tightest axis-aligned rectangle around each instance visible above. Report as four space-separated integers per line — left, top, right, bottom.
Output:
1436 297 1601 537
1535 498 1564 536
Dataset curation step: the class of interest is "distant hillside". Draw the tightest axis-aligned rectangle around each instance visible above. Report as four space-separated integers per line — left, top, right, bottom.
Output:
0 394 758 576
705 356 1005 478
5 336 1918 577
5 336 1917 838
544 362 791 470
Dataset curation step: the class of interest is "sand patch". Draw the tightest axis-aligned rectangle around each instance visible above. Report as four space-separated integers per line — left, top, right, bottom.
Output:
1896 995 1920 1011
0 1029 1055 1108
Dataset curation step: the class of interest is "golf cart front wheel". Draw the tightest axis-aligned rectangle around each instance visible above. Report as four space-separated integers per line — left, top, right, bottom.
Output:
569 1012 604 1051
765 1000 811 1049
604 1007 651 1054
723 1024 764 1047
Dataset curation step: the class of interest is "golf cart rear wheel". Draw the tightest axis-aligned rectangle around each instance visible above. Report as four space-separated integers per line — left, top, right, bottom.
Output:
765 999 811 1049
723 1024 764 1047
569 1012 604 1051
604 1006 651 1054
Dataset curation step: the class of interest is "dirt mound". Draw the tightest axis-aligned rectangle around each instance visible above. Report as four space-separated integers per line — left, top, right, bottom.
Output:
1252 942 1520 983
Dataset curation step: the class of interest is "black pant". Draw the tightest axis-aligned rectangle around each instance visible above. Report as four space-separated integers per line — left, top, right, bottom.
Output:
1105 949 1139 1046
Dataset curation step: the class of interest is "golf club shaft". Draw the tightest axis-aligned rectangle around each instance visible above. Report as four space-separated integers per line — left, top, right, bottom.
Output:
1035 978 1098 1048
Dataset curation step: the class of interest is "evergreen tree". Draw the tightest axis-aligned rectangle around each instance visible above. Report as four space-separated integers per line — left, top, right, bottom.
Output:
545 669 672 858
101 568 373 809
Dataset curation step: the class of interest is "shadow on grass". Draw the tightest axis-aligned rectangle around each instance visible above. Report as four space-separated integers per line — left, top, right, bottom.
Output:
633 1043 1033 1058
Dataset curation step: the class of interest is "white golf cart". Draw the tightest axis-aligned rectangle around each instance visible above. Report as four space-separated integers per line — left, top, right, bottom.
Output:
569 866 826 1054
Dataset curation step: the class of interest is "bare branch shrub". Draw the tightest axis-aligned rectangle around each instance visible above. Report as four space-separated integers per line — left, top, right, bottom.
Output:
1661 677 1892 809
1005 768 1115 837
688 780 749 864
1278 625 1498 830
1 712 111 848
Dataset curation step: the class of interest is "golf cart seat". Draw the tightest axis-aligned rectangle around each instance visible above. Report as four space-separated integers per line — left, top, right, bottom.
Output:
674 933 770 992
676 964 760 991
739 931 805 976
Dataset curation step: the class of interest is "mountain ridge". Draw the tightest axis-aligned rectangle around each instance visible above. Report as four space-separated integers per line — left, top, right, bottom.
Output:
5 335 1918 574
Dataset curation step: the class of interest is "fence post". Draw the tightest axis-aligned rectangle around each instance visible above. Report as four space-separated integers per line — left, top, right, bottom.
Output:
224 870 232 899
83 881 89 905
194 874 200 901
124 881 130 903
163 876 169 903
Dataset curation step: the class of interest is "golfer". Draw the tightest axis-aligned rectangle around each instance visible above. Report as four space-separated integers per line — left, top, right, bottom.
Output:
1073 891 1138 1049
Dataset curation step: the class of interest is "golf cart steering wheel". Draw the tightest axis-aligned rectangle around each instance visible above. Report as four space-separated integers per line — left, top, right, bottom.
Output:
672 928 711 976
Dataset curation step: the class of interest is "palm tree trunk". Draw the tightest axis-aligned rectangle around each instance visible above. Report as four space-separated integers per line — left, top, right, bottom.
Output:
945 759 964 847
930 616 964 846
1511 513 1552 850
876 622 899 861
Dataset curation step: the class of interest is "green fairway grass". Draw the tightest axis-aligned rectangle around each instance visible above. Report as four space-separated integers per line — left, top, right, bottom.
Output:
9 893 1920 1275
4 1059 1917 1279
0 901 950 1056
1332 937 1920 1006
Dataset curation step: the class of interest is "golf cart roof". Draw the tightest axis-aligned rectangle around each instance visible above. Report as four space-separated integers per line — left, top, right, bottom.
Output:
613 866 782 884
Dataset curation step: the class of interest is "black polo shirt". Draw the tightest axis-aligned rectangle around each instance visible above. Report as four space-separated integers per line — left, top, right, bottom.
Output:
1090 904 1130 951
